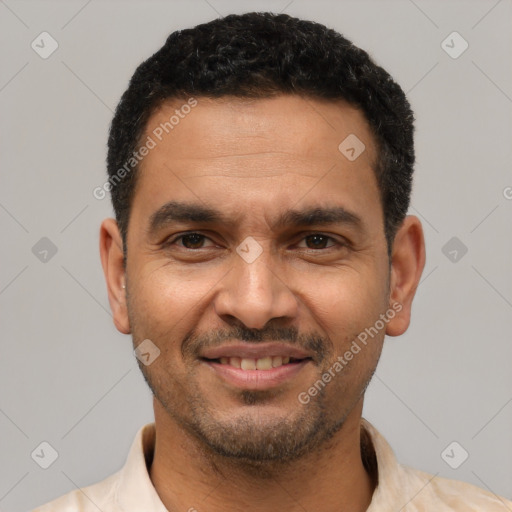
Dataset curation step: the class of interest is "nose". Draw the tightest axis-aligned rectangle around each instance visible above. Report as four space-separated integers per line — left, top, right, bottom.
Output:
213 247 299 330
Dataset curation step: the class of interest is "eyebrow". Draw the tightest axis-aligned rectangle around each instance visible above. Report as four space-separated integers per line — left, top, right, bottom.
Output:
147 200 362 235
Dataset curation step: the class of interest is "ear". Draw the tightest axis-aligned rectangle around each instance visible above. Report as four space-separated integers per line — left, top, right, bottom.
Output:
385 215 426 337
99 218 131 334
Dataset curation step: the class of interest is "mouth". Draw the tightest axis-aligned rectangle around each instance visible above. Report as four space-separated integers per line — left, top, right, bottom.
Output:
200 355 311 370
199 343 314 390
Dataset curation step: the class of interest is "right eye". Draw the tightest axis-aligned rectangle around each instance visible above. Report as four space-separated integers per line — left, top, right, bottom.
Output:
164 232 217 250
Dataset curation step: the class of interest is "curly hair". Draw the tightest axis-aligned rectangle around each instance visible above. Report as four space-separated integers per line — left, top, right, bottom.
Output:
106 12 415 253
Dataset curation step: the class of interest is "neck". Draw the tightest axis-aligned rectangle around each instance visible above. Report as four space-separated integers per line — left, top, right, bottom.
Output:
149 398 376 512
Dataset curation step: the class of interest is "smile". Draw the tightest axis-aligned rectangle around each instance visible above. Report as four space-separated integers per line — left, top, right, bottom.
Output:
199 342 314 389
207 355 308 370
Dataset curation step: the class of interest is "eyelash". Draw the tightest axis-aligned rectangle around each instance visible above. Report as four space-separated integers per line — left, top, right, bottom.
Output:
164 232 346 252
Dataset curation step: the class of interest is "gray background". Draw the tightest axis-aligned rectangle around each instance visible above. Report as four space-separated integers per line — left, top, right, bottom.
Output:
1 0 511 510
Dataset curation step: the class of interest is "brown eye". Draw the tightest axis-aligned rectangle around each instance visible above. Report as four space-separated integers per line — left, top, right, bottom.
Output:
180 233 206 249
301 234 335 250
169 233 216 249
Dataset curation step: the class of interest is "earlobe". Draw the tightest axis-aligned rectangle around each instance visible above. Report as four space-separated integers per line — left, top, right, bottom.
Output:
385 216 426 337
99 218 131 334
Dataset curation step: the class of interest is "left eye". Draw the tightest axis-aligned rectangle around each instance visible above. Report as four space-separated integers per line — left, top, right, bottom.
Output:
296 234 336 250
169 233 337 250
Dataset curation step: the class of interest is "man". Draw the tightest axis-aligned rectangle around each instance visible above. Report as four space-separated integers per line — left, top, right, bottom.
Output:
34 12 511 512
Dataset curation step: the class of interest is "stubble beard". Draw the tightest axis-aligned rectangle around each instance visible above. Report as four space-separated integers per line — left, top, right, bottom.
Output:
127 288 382 474
137 356 376 477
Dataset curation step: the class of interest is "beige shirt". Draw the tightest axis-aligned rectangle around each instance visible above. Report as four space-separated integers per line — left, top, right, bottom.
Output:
32 419 512 511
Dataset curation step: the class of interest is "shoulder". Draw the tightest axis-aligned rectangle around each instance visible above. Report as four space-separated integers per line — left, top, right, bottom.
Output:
30 471 120 512
362 418 511 511
400 464 512 511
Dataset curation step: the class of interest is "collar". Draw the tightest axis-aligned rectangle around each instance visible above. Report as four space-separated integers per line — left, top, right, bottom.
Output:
116 421 167 512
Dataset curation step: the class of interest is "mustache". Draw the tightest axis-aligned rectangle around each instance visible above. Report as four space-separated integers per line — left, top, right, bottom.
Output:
181 324 331 363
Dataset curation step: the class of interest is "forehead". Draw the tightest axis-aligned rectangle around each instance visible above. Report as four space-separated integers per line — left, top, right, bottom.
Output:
131 95 381 232
143 95 377 168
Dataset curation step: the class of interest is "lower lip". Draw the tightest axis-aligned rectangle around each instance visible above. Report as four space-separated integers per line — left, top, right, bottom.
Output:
203 360 311 390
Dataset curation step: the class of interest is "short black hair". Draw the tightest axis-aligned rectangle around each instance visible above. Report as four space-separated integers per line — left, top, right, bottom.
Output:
107 12 415 255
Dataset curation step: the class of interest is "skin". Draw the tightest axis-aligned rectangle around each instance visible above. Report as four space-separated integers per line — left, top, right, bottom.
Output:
100 95 425 512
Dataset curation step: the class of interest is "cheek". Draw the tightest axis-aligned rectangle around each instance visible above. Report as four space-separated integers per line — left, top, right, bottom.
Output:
302 265 388 391
126 270 202 362
303 266 388 340
132 264 219 323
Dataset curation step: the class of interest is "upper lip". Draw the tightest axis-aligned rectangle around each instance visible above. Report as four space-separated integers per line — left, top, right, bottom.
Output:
200 342 313 360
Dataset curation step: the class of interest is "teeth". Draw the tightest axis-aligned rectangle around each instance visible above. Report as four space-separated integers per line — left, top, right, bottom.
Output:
217 355 298 370
256 357 273 370
272 356 283 367
230 357 241 368
240 358 256 370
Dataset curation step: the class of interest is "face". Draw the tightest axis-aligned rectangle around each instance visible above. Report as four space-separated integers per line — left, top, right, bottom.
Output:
102 95 422 463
